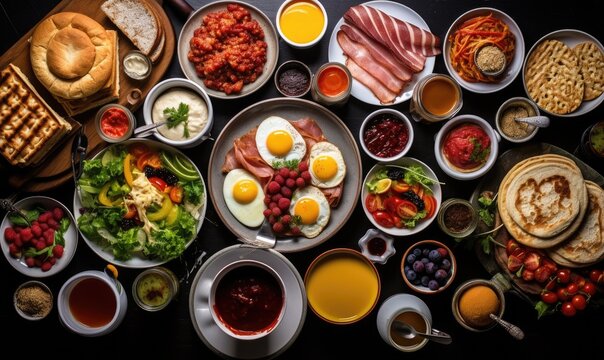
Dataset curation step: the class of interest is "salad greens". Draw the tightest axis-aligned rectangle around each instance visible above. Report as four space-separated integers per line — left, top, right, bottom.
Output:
366 165 443 193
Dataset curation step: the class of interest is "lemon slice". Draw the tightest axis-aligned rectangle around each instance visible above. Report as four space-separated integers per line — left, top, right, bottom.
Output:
375 178 392 194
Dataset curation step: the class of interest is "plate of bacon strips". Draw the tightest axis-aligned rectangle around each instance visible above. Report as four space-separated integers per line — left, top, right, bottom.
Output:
444 7 525 94
328 1 440 106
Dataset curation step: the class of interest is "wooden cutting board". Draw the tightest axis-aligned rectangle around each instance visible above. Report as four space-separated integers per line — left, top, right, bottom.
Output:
0 0 175 192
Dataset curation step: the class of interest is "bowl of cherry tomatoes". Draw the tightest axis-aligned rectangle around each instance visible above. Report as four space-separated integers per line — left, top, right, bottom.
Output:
362 158 442 236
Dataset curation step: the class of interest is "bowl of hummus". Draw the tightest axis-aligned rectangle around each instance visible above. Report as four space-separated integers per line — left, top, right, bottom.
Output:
143 78 213 148
434 115 499 180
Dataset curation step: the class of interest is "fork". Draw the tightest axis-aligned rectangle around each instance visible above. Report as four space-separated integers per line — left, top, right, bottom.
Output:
240 218 276 248
0 193 30 226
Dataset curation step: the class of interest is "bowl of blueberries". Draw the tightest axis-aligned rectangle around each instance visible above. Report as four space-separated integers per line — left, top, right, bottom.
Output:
401 239 456 294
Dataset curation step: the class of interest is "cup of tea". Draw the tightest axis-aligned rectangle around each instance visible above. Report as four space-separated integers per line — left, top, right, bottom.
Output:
58 270 127 337
376 294 432 352
209 260 286 340
409 73 463 123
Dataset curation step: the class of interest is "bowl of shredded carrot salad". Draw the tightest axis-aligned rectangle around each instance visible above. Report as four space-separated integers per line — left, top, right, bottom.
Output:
443 8 524 94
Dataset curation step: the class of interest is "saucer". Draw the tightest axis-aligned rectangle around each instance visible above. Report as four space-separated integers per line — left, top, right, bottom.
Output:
189 245 306 359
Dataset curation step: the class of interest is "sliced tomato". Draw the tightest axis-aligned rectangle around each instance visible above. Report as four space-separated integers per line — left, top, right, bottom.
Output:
417 186 425 200
423 195 437 219
148 177 168 191
391 214 404 228
128 143 150 158
169 185 184 204
396 199 418 219
383 196 404 215
365 194 384 213
137 152 162 171
373 211 394 228
391 181 411 193
123 204 138 219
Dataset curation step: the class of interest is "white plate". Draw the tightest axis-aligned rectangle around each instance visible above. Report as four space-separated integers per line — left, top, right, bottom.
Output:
522 29 604 117
73 139 206 269
443 7 525 94
1 196 77 278
189 245 306 359
361 157 442 236
327 0 435 105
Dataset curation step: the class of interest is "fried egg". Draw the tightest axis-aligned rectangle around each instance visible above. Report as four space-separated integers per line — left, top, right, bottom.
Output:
223 169 266 227
290 186 330 238
309 142 346 188
255 116 307 168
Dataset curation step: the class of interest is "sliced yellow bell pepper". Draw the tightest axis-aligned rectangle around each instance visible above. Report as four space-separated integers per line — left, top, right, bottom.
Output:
98 183 124 207
124 154 134 187
166 205 180 226
147 194 173 222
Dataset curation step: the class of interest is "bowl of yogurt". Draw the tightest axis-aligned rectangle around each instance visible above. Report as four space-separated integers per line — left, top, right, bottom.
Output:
143 78 213 148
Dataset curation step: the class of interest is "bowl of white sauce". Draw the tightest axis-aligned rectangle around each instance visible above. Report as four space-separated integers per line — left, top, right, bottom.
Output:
143 78 213 148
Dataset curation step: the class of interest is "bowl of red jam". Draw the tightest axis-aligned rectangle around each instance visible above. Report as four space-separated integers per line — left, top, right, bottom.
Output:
358 228 395 265
95 104 135 143
360 109 414 162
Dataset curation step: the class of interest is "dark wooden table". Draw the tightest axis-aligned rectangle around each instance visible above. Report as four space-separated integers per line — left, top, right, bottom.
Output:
1 0 603 358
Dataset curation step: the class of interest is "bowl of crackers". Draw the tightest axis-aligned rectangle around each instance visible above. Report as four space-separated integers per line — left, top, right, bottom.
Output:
523 29 604 117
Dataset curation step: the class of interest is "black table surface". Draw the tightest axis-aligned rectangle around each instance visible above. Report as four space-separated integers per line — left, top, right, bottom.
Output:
1 0 604 358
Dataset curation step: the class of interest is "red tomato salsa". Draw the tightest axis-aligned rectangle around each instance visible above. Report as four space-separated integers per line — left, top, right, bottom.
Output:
100 107 131 139
363 114 409 158
442 123 491 170
213 265 283 335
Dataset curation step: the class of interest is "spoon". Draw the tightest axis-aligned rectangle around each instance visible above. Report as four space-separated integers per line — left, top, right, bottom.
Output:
392 321 452 345
134 120 168 138
489 313 524 340
513 115 550 128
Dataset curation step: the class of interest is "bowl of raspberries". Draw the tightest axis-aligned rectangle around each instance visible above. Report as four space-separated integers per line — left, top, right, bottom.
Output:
401 239 456 294
1 196 77 277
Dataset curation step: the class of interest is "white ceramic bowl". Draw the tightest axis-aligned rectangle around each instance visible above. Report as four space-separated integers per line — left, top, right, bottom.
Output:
443 7 524 94
1 196 78 278
143 78 213 148
434 115 500 180
276 0 328 49
359 109 414 162
495 97 540 143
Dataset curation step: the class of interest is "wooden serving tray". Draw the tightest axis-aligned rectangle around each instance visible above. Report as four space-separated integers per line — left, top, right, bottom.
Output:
0 0 175 192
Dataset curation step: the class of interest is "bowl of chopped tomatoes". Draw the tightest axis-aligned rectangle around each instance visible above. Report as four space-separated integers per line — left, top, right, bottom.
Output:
362 158 443 236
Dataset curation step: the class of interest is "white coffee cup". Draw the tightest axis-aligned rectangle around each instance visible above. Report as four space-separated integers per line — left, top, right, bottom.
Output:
58 270 127 337
376 294 432 352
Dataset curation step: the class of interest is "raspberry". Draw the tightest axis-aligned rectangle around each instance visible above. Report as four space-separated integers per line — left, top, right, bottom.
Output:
264 195 271 206
8 243 20 257
269 202 277 210
40 223 49 231
38 212 52 223
279 167 290 178
24 257 35 268
296 178 306 188
44 229 55 242
271 207 282 217
53 245 64 258
437 248 448 258
41 262 52 272
49 256 57 265
272 222 284 233
298 161 309 172
47 218 59 230
4 227 17 243
13 236 22 248
278 197 291 211
263 209 273 218
20 228 33 242
34 258 42 267
31 224 42 237
268 215 277 225
35 241 46 251
46 236 54 246
291 226 301 235
289 170 299 179
267 181 281 194
274 174 285 185
52 207 64 221
271 194 283 203
301 171 311 182
281 214 292 224
286 178 296 189
280 187 292 198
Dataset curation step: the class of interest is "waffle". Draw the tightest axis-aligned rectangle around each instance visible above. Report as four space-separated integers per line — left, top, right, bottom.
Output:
0 64 72 167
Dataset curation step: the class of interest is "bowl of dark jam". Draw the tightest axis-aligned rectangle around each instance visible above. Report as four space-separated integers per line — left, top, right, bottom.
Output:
358 228 395 265
274 60 312 98
360 109 414 162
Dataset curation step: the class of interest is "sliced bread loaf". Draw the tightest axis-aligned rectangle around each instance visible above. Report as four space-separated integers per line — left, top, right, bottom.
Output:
101 0 159 55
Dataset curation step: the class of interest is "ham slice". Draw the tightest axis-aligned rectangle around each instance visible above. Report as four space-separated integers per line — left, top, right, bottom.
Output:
340 23 412 82
344 5 440 72
337 31 405 94
345 58 397 104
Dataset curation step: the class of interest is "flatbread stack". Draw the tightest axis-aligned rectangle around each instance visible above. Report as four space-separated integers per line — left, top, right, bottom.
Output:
525 39 604 115
30 12 119 116
0 64 72 167
498 154 604 268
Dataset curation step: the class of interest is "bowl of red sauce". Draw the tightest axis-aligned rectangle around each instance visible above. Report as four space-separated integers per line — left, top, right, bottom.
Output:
210 260 285 340
310 62 351 107
434 115 499 180
95 104 135 143
360 109 414 162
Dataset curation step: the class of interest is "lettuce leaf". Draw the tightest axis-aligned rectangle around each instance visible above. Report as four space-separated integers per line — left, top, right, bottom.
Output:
183 179 204 205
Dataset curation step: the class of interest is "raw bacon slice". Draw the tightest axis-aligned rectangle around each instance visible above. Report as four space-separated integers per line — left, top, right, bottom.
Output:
340 24 412 82
345 58 397 104
337 31 405 94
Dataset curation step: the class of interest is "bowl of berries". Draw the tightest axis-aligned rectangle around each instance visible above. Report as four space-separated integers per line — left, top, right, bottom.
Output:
401 240 456 294
1 196 77 277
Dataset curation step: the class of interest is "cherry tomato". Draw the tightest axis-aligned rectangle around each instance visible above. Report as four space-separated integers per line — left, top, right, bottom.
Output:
396 200 418 219
391 215 404 229
582 282 597 296
540 290 558 304
365 194 384 213
512 248 527 261
589 269 603 284
541 258 558 272
169 185 184 204
137 152 162 171
534 266 552 283
373 211 394 228
123 204 138 219
557 288 570 302
566 283 579 295
561 302 577 317
570 273 586 288
522 269 535 282
148 177 168 191
506 239 519 256
423 195 437 219
383 197 404 215
571 294 587 311
545 278 557 291
128 143 150 158
557 269 571 284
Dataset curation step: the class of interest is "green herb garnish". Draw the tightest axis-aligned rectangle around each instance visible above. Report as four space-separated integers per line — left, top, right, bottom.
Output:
469 137 490 163
477 192 498 227
164 103 190 138
272 159 300 170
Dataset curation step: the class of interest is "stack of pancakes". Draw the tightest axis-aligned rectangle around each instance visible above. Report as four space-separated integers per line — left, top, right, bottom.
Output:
30 12 119 116
498 154 604 267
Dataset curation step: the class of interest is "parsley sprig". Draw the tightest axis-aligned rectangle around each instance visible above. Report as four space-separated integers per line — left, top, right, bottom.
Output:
164 103 190 138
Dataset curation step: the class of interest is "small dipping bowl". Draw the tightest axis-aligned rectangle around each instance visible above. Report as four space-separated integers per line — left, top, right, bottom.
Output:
123 50 152 81
474 44 507 77
14 280 53 320
437 198 479 238
360 109 414 162
495 97 540 143
132 267 180 312
358 228 396 265
276 0 328 49
95 103 136 143
451 277 506 332
274 60 312 97
310 62 352 107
